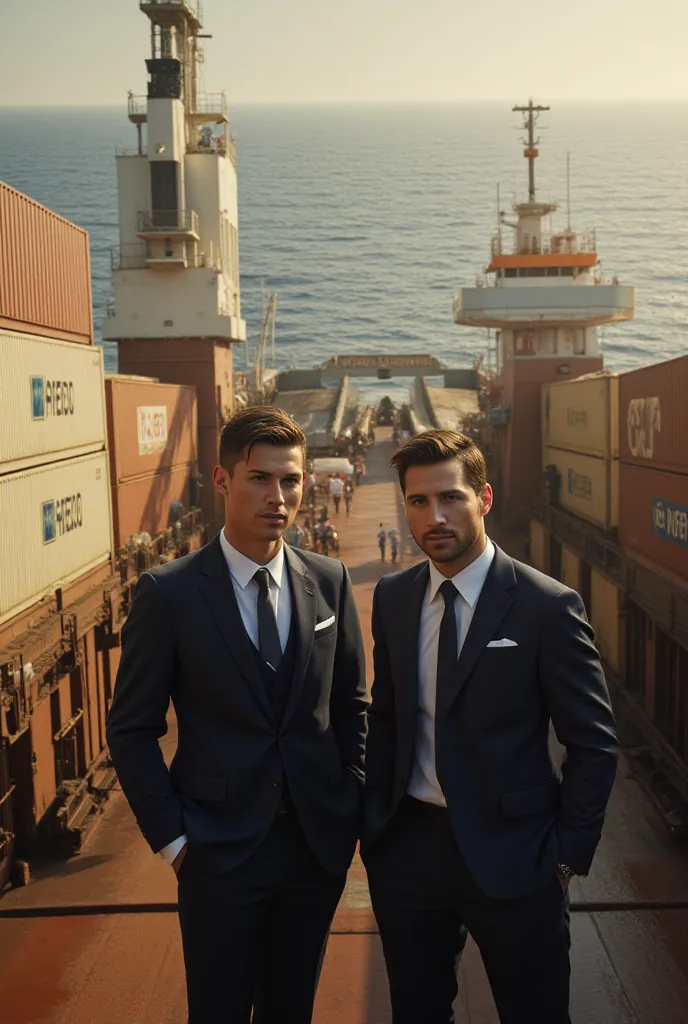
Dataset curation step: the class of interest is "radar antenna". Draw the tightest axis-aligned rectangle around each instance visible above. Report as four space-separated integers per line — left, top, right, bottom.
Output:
512 99 550 202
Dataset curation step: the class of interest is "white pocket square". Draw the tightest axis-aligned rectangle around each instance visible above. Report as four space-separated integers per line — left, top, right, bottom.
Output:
487 639 518 648
315 615 336 633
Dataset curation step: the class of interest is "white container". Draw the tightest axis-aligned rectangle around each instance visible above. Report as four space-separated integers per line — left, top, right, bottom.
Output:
0 452 113 626
0 330 106 474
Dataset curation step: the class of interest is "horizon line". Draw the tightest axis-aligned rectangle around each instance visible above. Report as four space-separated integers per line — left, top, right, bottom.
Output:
2 97 688 110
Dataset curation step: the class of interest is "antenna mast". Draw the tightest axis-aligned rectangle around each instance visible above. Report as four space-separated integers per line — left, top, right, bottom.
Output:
512 99 550 202
566 151 572 232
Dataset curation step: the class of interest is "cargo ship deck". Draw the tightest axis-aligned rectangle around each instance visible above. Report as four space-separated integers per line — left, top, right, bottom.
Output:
1 430 688 1023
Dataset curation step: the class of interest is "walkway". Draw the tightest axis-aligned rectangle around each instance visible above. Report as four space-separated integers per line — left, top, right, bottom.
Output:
1 430 687 1022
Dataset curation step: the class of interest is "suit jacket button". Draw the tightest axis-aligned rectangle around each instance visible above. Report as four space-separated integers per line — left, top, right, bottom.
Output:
271 782 279 788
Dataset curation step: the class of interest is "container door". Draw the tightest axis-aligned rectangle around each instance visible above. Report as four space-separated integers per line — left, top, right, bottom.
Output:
0 738 15 888
654 629 678 749
549 535 563 582
677 646 688 766
625 601 647 702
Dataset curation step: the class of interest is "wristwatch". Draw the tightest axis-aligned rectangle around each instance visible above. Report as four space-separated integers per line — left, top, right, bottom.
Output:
557 863 575 881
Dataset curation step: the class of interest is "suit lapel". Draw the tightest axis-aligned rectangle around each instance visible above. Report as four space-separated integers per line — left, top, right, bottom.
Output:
397 562 430 727
436 545 517 722
282 545 317 727
198 535 275 723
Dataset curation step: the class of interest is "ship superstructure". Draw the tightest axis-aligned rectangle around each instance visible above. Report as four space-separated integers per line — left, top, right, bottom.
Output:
103 0 246 524
453 101 635 513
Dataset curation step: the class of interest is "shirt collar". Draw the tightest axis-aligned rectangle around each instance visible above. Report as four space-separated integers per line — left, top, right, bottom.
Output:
219 529 285 591
427 537 495 608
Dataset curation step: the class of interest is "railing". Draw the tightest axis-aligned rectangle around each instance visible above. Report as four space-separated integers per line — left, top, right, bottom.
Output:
116 147 146 157
491 229 597 257
127 94 147 119
112 244 222 272
137 209 199 235
191 92 228 118
111 244 148 271
140 0 203 22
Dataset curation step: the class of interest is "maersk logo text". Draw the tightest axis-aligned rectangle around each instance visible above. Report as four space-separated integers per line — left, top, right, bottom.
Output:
651 497 688 549
30 377 75 421
567 468 593 502
41 494 84 545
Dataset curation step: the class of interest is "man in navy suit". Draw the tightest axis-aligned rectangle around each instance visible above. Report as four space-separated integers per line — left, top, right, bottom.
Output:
363 430 618 1024
107 407 367 1024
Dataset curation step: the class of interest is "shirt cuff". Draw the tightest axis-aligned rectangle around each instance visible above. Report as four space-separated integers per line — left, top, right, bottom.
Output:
159 834 188 865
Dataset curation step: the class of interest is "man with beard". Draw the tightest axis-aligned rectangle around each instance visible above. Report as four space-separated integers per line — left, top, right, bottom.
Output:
362 430 618 1024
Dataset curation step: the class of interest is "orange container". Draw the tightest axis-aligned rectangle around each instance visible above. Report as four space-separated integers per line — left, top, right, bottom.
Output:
0 182 93 344
104 375 198 548
619 355 688 476
111 464 196 549
104 375 198 482
619 462 688 583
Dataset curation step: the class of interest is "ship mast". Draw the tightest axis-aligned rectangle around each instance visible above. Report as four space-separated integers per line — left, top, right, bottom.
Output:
512 100 549 202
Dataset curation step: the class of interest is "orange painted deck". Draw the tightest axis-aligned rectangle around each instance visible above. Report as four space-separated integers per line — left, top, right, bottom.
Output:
1 429 688 1023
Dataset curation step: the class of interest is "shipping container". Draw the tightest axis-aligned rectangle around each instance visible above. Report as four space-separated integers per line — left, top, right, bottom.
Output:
542 373 619 460
104 375 197 482
0 182 93 344
619 462 688 582
0 330 106 473
590 570 620 673
0 452 113 627
543 446 619 530
619 354 688 475
111 463 195 549
529 519 548 573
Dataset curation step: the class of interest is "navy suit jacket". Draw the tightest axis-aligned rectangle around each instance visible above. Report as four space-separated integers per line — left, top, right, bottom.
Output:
107 535 368 877
364 543 619 900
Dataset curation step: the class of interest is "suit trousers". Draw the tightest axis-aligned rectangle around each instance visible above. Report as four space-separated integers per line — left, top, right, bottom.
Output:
177 811 346 1024
364 797 571 1024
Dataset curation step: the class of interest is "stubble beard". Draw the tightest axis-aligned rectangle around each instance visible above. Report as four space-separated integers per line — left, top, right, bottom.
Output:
417 525 480 565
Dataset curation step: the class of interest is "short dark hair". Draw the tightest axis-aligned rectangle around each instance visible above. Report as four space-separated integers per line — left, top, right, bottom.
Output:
219 406 306 475
390 430 487 495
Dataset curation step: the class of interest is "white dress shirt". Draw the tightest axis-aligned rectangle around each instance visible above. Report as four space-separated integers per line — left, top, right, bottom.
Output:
159 532 293 865
407 538 495 808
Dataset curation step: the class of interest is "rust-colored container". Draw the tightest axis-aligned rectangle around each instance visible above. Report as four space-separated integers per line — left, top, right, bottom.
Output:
0 182 93 344
111 463 195 549
619 463 688 581
29 698 56 824
104 375 198 548
619 355 688 475
104 375 197 481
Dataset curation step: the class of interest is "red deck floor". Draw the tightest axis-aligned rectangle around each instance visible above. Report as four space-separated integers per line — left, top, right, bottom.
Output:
1 430 687 1023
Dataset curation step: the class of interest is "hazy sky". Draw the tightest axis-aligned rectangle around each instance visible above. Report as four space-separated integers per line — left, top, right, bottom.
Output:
2 0 687 105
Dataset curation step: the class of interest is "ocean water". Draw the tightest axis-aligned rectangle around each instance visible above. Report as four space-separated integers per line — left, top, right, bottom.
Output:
0 103 686 403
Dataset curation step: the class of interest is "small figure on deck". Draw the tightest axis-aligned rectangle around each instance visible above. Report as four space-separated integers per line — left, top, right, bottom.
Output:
329 473 344 515
377 523 387 561
388 526 399 564
344 478 354 517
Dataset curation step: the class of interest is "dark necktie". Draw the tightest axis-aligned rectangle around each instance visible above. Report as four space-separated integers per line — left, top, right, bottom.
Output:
254 568 282 671
436 579 459 703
